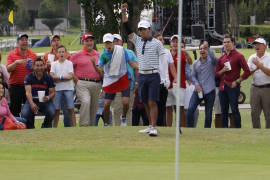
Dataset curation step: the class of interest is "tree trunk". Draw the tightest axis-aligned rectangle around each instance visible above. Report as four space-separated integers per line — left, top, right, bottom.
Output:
98 0 119 34
228 1 239 38
121 0 145 50
83 0 95 33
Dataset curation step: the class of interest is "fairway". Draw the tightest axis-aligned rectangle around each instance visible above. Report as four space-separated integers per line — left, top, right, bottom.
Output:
1 127 270 180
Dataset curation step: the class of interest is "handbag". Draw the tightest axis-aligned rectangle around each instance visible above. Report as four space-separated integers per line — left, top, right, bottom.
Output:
0 116 26 130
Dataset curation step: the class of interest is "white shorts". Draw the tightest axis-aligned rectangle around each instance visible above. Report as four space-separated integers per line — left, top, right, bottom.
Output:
166 87 185 107
214 87 232 114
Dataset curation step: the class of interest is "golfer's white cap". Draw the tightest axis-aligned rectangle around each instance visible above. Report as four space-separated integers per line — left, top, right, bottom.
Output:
253 38 266 46
103 33 114 43
170 34 179 41
113 34 122 41
138 20 151 29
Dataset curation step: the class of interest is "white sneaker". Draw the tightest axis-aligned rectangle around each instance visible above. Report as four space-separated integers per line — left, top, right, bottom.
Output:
148 127 158 137
138 126 151 134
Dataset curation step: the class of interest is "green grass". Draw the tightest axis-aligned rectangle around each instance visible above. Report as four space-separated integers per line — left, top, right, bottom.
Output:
1 124 270 180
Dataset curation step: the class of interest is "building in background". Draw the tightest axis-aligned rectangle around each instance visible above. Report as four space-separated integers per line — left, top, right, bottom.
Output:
21 0 80 33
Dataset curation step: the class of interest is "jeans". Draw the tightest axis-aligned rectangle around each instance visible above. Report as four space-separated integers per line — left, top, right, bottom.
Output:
21 100 55 129
56 91 74 127
62 99 71 127
187 89 215 128
54 90 74 109
15 117 27 125
219 85 241 128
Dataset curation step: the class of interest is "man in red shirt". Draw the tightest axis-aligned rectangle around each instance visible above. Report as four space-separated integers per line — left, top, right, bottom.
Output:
216 34 250 128
6 34 37 117
43 35 71 71
166 35 188 127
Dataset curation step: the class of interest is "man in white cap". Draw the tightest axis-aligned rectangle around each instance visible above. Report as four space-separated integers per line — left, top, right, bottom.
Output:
111 34 138 126
121 3 165 136
248 37 270 128
97 33 138 126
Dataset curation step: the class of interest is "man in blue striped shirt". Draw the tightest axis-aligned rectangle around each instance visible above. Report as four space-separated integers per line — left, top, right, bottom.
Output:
121 3 165 136
187 42 216 128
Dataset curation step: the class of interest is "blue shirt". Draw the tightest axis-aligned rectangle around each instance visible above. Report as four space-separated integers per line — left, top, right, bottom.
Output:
126 49 137 89
191 55 216 94
185 63 191 81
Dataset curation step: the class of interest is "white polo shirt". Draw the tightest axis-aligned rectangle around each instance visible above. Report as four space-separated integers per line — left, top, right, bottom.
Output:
159 48 173 87
248 52 270 86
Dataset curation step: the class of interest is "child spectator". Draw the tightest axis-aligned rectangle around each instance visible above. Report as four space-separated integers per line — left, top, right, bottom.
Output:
50 45 76 127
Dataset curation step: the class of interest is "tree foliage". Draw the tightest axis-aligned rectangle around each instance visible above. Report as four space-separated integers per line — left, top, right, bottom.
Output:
38 0 65 18
0 0 16 14
38 0 66 35
77 0 157 41
227 0 265 37
14 0 30 30
41 19 63 35
78 0 270 40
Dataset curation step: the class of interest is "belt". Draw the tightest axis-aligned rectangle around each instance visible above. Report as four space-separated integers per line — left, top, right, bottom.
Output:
78 78 101 83
252 84 270 88
10 84 24 87
139 69 158 74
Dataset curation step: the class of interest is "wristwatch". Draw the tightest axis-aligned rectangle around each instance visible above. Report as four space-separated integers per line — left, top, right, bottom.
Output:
236 79 241 85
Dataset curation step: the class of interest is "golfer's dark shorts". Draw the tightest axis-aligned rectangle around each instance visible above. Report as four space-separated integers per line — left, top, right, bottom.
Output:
138 73 160 103
104 87 130 100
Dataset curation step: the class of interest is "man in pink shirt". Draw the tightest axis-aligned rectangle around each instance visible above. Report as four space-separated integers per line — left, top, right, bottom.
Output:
216 34 250 128
70 32 102 126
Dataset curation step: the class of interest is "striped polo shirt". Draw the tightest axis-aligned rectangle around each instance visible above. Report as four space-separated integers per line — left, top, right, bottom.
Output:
132 34 165 71
6 48 37 85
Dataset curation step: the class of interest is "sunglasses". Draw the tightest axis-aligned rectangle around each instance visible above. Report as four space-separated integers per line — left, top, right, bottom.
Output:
138 28 147 32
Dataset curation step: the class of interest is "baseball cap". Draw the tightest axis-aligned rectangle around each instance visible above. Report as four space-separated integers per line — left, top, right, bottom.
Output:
138 20 151 29
17 33 28 41
253 38 266 46
82 32 95 42
103 33 114 43
51 34 60 41
170 34 179 41
113 34 122 41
